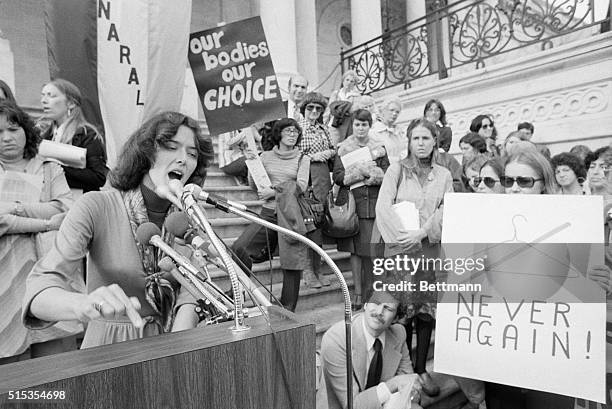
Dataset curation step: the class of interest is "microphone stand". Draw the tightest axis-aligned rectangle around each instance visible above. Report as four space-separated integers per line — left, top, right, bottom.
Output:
205 200 354 409
180 190 250 332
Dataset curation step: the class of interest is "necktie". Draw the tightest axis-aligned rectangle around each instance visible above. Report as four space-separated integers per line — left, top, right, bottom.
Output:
293 103 300 120
366 338 383 389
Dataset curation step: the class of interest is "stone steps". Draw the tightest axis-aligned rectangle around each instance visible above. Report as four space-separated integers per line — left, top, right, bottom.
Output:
200 124 469 409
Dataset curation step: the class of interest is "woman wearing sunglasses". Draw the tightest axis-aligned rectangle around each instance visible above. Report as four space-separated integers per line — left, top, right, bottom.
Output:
298 92 335 288
485 148 612 408
474 158 505 194
470 114 499 156
463 155 488 192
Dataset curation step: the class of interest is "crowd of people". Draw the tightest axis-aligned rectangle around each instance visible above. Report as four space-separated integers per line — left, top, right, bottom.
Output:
1 69 611 409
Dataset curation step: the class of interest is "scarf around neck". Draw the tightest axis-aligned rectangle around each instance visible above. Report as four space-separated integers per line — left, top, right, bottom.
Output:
121 186 177 332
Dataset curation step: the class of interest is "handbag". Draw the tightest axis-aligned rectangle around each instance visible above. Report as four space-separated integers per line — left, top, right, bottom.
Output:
297 153 325 229
322 187 359 238
296 184 325 230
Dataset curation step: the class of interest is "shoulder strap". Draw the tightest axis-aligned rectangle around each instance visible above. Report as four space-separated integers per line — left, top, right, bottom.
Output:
41 161 53 202
396 164 403 191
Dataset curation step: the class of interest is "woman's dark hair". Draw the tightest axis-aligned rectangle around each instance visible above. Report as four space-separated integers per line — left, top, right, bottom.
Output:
470 114 497 140
459 132 488 153
569 144 591 163
480 158 504 179
0 101 41 159
551 152 586 180
299 92 328 123
270 118 302 147
423 99 447 125
109 111 213 190
0 80 17 104
352 108 373 126
517 122 534 133
585 146 612 170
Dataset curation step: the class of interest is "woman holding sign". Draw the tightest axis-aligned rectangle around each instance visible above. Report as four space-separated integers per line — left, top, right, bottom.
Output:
375 118 453 396
232 118 311 312
23 112 214 348
482 148 611 408
333 109 389 310
0 102 77 362
40 79 108 194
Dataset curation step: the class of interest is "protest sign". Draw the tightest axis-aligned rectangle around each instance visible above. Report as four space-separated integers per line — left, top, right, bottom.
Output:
435 193 606 403
188 16 286 135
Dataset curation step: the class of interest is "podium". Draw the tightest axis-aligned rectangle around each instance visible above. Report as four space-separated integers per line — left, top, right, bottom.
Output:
0 307 315 409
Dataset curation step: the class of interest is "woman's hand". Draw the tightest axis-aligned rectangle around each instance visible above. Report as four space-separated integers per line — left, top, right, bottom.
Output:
0 202 16 215
244 148 258 160
258 186 276 200
397 228 426 245
588 265 612 293
47 212 66 230
311 150 333 162
74 284 144 328
370 145 386 160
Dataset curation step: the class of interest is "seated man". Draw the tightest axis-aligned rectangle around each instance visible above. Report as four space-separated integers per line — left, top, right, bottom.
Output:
321 290 422 409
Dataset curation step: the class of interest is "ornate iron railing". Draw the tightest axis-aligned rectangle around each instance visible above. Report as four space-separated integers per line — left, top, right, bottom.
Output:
341 0 610 94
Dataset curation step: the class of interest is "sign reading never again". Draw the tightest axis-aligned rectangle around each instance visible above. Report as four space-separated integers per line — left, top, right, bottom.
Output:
188 16 286 135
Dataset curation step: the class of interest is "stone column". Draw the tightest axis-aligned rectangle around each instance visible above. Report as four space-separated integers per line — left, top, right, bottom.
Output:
350 0 382 46
406 0 427 23
295 0 318 87
258 0 298 98
0 29 16 96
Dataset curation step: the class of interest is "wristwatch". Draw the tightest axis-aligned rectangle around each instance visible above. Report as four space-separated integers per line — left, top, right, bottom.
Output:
13 201 25 216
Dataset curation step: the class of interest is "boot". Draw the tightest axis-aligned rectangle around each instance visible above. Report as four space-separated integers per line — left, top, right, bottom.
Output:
303 267 322 288
419 372 440 397
317 271 331 286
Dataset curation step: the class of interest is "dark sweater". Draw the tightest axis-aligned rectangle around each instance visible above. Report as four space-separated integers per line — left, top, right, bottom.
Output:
42 125 108 192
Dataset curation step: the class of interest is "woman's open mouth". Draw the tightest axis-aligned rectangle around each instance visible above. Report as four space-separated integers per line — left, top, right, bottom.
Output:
168 170 184 180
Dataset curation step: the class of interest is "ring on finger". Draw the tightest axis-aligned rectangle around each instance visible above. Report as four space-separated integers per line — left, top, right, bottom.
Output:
93 301 106 313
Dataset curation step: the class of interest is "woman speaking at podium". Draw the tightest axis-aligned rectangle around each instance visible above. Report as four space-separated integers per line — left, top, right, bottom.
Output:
22 112 214 348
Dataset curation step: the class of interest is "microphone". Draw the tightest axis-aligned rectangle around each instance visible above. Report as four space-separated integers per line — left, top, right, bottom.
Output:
165 209 271 308
136 223 232 317
158 256 204 303
165 212 215 255
135 223 208 284
185 184 248 213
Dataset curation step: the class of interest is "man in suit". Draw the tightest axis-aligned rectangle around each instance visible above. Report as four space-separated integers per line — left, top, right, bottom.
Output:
321 290 422 409
286 74 308 121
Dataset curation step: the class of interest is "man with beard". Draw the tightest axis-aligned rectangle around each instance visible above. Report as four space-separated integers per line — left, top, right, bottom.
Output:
320 290 422 409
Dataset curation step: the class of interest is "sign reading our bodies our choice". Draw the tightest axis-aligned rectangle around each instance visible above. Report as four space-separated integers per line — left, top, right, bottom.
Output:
188 16 286 135
435 193 606 403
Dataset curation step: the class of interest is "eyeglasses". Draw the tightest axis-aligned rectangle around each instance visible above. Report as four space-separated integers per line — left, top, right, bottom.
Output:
281 127 299 135
500 176 543 188
426 107 441 113
472 176 499 189
481 124 493 129
305 105 323 113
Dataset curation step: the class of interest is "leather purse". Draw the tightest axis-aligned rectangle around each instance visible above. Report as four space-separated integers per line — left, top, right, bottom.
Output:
322 187 359 238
